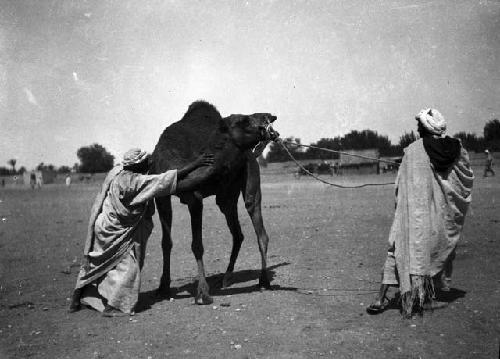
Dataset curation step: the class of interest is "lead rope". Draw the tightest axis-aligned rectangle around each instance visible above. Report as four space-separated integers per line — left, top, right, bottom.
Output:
281 140 400 166
277 139 396 189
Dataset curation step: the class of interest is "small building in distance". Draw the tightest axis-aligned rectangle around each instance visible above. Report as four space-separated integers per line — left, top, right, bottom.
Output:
339 148 380 175
22 169 57 187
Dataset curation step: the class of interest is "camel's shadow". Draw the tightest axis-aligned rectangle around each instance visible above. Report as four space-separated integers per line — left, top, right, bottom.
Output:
136 262 295 313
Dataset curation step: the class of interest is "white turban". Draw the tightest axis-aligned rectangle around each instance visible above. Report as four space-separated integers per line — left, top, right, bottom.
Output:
416 108 447 136
122 148 149 167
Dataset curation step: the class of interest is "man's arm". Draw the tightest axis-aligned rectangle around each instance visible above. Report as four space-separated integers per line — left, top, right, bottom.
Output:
129 154 214 205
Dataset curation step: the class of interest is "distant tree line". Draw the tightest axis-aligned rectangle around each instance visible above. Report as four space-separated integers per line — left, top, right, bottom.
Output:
267 130 407 163
267 119 500 163
1 143 115 176
32 143 114 174
0 158 26 176
0 161 75 176
453 119 500 152
5 119 499 170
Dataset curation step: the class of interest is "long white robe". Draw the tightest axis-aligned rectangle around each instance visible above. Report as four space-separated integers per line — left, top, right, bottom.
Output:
383 139 473 314
74 166 177 313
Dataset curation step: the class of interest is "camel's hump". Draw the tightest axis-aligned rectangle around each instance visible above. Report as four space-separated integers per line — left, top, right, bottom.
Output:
151 101 223 171
181 100 222 123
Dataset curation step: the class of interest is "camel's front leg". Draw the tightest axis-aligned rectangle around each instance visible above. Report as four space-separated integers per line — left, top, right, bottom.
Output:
186 193 212 305
243 154 271 289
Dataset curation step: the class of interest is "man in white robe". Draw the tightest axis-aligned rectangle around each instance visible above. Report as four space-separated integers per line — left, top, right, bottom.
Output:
367 109 474 317
483 149 495 177
69 148 213 316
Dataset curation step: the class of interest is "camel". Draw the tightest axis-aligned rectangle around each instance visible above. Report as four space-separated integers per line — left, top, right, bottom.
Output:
150 101 278 304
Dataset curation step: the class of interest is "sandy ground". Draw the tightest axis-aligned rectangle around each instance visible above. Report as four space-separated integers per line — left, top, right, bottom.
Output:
0 171 498 358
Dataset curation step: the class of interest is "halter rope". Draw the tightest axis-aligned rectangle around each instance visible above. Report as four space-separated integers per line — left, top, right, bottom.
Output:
276 139 397 189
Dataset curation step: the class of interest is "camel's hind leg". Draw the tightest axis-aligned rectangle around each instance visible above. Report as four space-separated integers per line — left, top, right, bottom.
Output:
242 154 271 289
216 188 244 289
156 196 174 298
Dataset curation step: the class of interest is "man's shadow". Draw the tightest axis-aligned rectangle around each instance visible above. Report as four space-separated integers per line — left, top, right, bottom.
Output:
136 262 296 313
435 287 467 303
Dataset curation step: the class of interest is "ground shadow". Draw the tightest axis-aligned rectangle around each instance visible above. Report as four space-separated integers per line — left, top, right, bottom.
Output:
379 287 467 314
136 262 296 313
435 287 467 303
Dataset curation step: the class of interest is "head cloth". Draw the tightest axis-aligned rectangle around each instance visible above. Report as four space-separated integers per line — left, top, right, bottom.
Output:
416 108 446 136
122 148 149 167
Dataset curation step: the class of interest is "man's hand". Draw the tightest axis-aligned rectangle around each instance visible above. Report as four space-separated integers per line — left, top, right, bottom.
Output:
177 153 215 180
194 153 215 167
268 127 280 141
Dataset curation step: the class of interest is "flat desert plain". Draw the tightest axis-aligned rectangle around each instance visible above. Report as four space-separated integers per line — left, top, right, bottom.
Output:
0 169 498 358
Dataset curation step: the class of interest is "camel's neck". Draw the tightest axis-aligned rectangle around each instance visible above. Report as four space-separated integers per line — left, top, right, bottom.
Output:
203 132 249 178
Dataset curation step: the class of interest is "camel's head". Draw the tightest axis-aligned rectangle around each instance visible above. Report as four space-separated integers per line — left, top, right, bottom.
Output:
222 113 278 148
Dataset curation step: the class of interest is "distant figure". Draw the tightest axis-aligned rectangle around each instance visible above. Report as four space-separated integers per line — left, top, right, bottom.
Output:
65 174 72 186
1 179 5 187
484 149 495 177
334 162 342 176
35 172 43 189
366 108 473 318
30 172 36 189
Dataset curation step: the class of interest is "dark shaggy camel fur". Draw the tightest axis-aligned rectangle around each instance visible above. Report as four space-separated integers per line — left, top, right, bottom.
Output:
150 101 277 304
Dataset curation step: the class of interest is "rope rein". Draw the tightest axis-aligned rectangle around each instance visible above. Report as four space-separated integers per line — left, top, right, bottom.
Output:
277 139 396 189
281 140 400 166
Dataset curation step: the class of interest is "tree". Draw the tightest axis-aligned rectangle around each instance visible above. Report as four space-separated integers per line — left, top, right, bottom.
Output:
77 143 114 173
398 131 417 150
0 167 10 176
305 137 341 160
57 166 72 173
8 159 16 173
453 132 484 152
484 119 500 141
339 130 391 153
484 119 500 151
35 162 56 172
266 131 403 162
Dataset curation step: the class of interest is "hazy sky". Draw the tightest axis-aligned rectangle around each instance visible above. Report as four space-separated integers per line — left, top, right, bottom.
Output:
1 0 499 169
